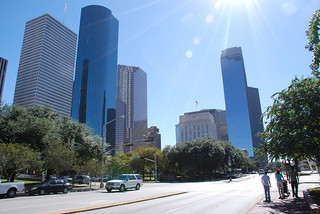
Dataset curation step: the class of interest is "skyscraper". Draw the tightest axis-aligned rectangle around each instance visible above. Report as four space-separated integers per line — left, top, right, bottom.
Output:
220 47 264 157
0 57 8 103
71 6 119 148
13 14 77 116
116 65 148 153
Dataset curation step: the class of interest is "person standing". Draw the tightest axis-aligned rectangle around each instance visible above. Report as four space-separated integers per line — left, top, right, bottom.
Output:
261 170 271 202
275 170 285 199
289 166 299 198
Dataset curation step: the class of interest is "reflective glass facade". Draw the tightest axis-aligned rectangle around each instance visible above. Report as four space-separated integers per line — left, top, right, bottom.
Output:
72 5 118 146
0 57 8 103
116 65 147 153
13 14 77 116
221 47 263 157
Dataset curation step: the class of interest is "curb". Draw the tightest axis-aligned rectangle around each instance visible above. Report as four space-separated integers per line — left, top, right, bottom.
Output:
46 191 187 214
303 190 320 214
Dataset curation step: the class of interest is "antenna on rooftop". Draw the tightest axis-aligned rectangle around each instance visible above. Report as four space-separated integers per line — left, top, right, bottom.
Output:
63 0 67 24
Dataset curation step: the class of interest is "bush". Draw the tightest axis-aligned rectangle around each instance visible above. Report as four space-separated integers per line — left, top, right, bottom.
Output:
308 187 320 205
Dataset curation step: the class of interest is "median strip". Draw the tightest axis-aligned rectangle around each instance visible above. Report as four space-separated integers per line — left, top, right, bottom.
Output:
46 191 187 214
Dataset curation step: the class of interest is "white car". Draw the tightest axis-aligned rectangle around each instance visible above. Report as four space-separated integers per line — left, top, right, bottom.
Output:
0 181 25 198
106 174 142 192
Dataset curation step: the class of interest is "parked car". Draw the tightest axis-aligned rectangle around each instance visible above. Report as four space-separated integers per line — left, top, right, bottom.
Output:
105 174 142 192
0 181 25 198
91 176 99 182
99 175 112 182
73 175 90 184
25 180 72 195
58 176 73 183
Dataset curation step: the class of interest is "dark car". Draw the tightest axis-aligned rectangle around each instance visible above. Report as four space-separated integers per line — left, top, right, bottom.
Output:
25 180 72 195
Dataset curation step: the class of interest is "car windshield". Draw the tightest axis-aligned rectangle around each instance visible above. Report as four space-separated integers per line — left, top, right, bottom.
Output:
42 181 50 186
115 175 127 180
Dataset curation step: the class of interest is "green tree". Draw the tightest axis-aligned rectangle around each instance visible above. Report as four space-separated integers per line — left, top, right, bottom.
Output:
129 146 162 180
260 77 320 163
42 140 78 177
260 9 320 164
0 143 41 182
306 9 320 75
107 152 132 177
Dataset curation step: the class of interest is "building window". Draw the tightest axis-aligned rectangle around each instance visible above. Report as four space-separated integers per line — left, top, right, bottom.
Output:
201 124 204 137
193 125 196 139
197 125 200 138
206 124 209 136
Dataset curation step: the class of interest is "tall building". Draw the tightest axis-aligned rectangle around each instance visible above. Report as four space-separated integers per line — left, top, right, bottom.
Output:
147 126 161 150
176 109 228 145
0 57 8 103
13 14 77 116
71 5 119 150
220 47 264 157
116 65 148 153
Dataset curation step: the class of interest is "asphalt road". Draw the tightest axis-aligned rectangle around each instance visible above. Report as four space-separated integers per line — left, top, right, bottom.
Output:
0 174 264 214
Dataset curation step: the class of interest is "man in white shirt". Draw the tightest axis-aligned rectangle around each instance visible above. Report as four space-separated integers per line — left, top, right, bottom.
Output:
261 170 271 202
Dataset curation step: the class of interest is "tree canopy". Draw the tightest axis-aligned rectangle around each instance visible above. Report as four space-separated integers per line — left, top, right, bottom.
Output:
0 104 103 179
260 9 320 164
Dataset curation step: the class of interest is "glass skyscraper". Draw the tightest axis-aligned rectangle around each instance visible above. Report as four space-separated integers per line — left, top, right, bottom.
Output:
116 65 147 153
0 57 8 103
221 47 264 157
13 14 77 117
72 5 119 149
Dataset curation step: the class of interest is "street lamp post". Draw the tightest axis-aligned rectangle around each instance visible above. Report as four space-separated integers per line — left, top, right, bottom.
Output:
100 115 125 188
146 135 158 183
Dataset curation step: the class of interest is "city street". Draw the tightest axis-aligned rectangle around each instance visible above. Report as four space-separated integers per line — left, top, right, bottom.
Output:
1 174 262 214
0 174 318 214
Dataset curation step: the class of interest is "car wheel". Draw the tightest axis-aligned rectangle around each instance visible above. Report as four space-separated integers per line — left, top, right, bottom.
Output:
7 188 16 198
135 184 140 190
107 188 112 192
119 185 125 192
63 187 69 194
39 189 46 195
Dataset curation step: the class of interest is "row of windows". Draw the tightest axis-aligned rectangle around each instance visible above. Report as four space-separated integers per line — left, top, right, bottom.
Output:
180 124 209 142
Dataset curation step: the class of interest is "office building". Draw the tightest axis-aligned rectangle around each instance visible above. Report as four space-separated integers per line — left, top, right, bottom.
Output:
0 57 8 103
145 126 161 150
220 47 264 157
116 65 148 153
176 109 228 145
71 5 119 151
13 14 77 117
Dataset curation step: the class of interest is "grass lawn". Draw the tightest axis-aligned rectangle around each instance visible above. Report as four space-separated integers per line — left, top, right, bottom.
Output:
1 179 41 184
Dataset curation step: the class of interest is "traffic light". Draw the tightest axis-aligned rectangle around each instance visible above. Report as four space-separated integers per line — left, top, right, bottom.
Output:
132 155 139 159
140 156 145 159
234 153 237 156
144 137 153 142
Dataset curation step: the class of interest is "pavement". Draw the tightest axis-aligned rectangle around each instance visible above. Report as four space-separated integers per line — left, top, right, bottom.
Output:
248 173 320 214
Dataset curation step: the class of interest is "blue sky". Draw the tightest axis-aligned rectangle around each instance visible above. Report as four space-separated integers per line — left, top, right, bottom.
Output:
0 0 319 149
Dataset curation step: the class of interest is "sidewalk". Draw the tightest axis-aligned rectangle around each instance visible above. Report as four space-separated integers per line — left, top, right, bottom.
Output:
248 173 320 214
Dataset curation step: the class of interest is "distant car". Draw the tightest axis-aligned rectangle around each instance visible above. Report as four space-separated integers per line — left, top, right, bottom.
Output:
259 169 265 175
73 175 90 184
58 176 73 183
105 174 142 192
91 176 99 182
25 180 72 195
99 175 112 182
